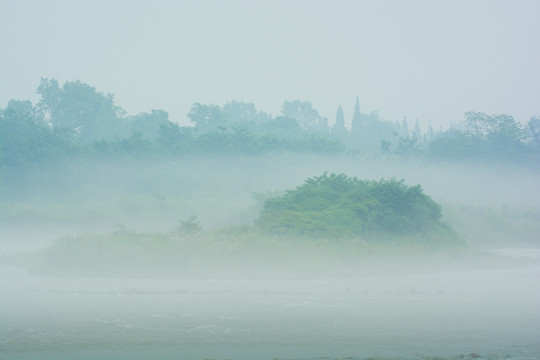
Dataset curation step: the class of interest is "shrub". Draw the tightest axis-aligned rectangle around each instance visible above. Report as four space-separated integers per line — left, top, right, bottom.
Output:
255 172 455 241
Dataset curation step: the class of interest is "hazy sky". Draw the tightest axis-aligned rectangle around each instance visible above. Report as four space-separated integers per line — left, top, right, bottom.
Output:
1 0 539 129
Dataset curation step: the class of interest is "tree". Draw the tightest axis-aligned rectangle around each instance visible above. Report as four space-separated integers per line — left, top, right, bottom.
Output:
258 115 302 139
429 129 472 159
156 122 194 153
188 101 272 133
401 117 409 138
178 215 203 236
331 105 347 135
221 100 271 127
281 100 327 132
187 103 222 131
528 116 540 148
412 119 422 142
118 131 155 156
425 121 435 144
0 104 71 168
4 99 39 121
464 112 524 141
36 78 125 143
395 136 420 156
428 112 530 160
380 139 391 153
348 101 399 151
128 109 171 141
255 173 454 241
463 112 526 155
351 96 362 135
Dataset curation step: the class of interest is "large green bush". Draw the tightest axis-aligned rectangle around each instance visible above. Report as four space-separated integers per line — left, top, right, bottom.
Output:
255 173 454 241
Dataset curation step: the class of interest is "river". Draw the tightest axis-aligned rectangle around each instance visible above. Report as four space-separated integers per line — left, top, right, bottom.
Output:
1 250 539 360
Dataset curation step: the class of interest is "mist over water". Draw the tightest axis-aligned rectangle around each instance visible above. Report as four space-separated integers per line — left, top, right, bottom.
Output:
1 155 540 360
1 255 540 360
2 1 540 358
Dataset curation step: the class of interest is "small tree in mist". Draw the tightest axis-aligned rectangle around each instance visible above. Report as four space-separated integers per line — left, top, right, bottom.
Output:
178 215 203 236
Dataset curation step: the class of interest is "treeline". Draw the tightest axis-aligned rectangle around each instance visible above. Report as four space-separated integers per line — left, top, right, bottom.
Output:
1 78 539 169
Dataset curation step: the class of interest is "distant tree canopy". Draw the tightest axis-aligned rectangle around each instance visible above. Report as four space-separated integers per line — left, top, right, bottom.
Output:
187 101 271 132
128 109 170 141
281 100 328 133
0 104 70 167
528 116 540 149
429 112 529 159
255 173 455 241
36 78 127 143
1 78 539 170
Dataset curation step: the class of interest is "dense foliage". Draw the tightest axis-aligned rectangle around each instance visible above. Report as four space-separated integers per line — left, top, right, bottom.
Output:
256 173 454 241
2 78 539 172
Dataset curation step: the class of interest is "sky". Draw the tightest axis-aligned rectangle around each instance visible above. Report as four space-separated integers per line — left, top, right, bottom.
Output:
1 0 539 130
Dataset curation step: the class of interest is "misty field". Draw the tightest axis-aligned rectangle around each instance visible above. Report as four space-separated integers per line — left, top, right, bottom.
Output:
3 0 540 358
1 155 540 360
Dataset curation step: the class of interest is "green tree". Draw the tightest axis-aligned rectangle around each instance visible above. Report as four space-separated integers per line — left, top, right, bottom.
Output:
36 78 125 143
401 117 410 138
0 105 71 168
528 116 540 149
348 99 399 151
128 109 171 141
255 173 452 240
331 104 347 136
156 122 194 153
429 112 529 160
281 100 328 132
221 100 271 127
396 135 420 156
118 131 155 156
429 128 482 159
257 115 302 140
464 112 526 152
3 99 41 122
351 96 362 135
187 103 222 131
412 119 422 143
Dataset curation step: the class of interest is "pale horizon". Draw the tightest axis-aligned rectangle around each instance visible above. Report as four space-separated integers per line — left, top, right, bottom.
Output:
2 0 539 131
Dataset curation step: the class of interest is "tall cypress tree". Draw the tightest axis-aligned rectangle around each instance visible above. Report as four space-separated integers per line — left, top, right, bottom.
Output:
351 97 362 134
401 116 410 138
413 119 422 142
332 104 347 135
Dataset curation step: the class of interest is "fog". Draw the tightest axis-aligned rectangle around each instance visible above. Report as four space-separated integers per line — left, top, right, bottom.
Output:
2 1 540 129
2 1 540 359
2 262 540 360
2 155 540 359
3 156 540 251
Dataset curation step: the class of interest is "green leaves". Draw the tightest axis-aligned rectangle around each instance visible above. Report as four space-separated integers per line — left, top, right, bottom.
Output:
36 78 126 143
256 173 449 240
431 112 528 160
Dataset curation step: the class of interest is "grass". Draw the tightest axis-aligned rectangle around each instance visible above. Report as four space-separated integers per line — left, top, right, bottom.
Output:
3 223 524 279
442 203 540 248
